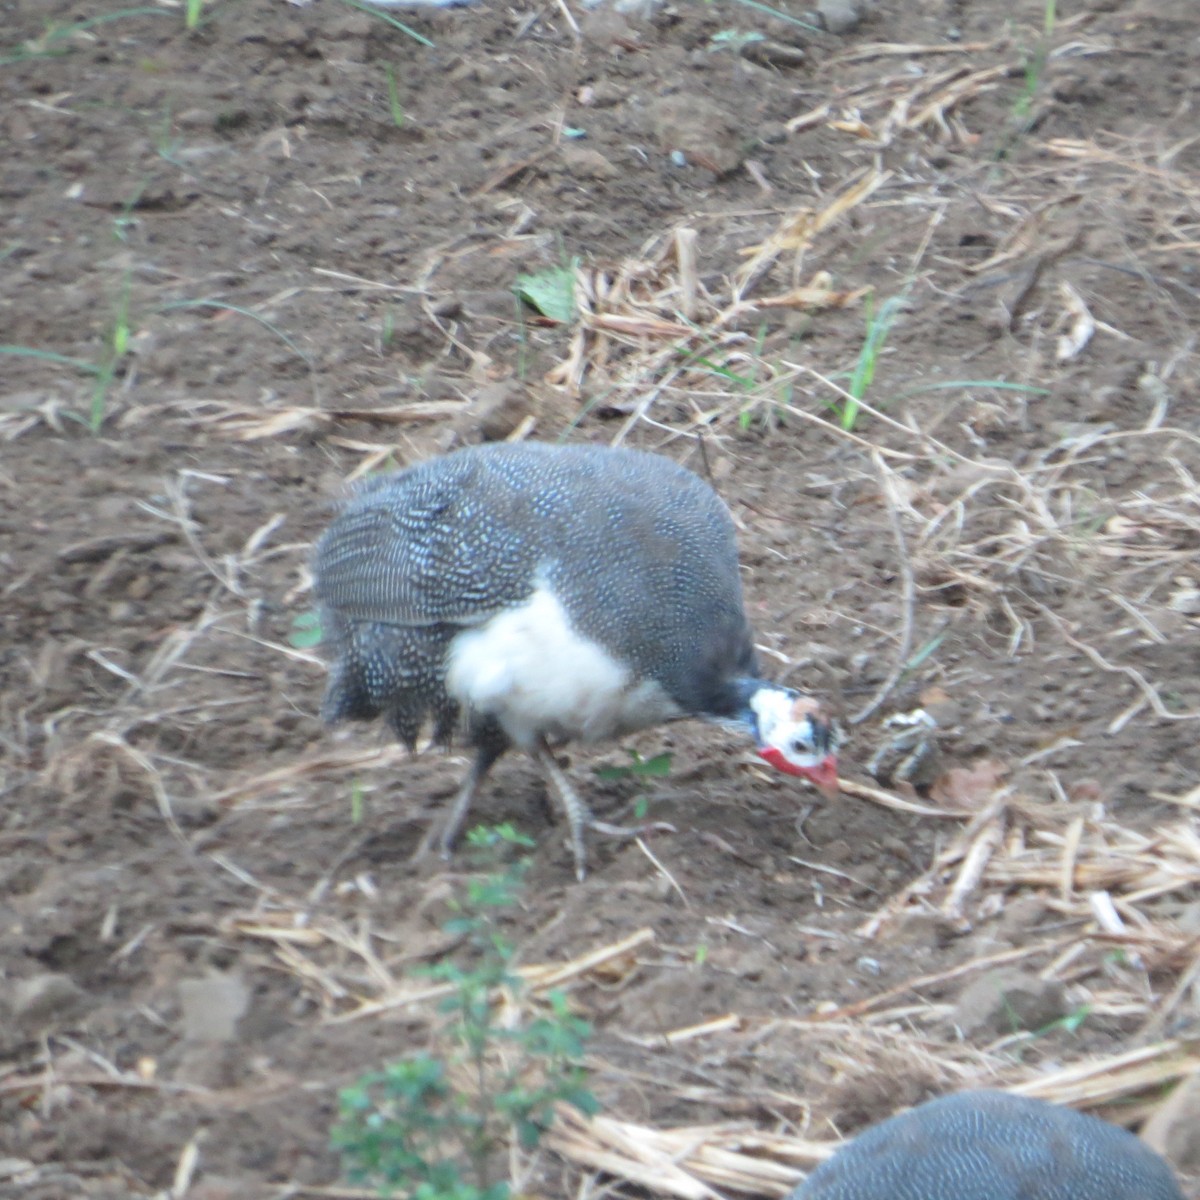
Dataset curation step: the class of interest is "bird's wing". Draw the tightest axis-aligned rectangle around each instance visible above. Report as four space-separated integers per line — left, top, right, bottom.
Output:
313 471 538 628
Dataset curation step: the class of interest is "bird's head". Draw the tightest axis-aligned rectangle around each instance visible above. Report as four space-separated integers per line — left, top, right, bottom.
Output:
749 687 840 799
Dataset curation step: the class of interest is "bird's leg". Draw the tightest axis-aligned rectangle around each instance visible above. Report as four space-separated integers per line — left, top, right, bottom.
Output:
531 738 592 881
531 738 675 881
413 738 507 862
437 747 495 858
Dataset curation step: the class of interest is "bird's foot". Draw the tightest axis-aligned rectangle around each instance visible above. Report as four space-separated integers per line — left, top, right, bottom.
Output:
589 818 678 840
569 817 675 881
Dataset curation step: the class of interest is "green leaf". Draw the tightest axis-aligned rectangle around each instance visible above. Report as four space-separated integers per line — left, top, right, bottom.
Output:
564 1085 600 1116
633 752 673 777
289 609 323 648
595 763 633 781
1058 1004 1091 1033
514 262 577 324
596 749 672 781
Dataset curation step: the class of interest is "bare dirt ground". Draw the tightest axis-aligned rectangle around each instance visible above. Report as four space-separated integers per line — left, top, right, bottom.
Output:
2 0 1200 1196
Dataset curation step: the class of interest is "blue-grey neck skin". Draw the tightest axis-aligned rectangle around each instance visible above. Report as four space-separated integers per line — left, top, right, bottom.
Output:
724 675 770 737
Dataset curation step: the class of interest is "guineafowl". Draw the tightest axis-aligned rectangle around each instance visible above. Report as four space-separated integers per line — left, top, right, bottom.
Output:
313 441 838 878
792 1090 1184 1200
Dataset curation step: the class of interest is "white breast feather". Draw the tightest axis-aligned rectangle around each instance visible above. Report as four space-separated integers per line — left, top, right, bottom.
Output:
444 585 681 748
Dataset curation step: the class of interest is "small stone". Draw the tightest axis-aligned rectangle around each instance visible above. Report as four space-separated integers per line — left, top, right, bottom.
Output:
1176 901 1200 934
651 93 744 176
431 296 463 319
178 971 250 1043
449 381 536 444
416 877 459 929
580 6 632 46
1168 581 1200 615
740 40 807 69
10 973 86 1030
461 290 523 320
730 947 775 981
995 893 1050 943
953 968 1068 1038
176 108 216 130
328 11 376 37
171 793 222 829
816 0 862 34
175 1041 244 1089
586 79 626 108
561 145 621 180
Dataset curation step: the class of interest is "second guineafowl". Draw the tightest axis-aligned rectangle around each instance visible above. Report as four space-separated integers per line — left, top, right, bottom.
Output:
313 441 838 878
791 1090 1183 1200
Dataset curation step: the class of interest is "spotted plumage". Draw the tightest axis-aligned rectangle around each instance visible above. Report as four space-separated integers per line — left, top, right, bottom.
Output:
792 1091 1183 1200
314 441 838 877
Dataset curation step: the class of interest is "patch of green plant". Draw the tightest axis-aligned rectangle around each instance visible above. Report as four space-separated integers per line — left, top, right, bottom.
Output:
289 610 323 649
3 281 316 433
82 190 151 432
513 261 579 325
1 8 171 66
685 324 795 432
152 110 193 173
595 750 672 822
185 0 205 31
695 357 756 391
157 298 312 368
595 750 673 783
0 345 103 377
380 307 398 351
334 0 434 48
892 380 1049 402
902 632 946 675
89 267 134 433
689 323 767 399
997 0 1057 158
9 172 315 431
333 825 598 1200
385 64 406 128
839 289 905 431
1015 0 1057 122
722 0 821 35
1048 1004 1091 1035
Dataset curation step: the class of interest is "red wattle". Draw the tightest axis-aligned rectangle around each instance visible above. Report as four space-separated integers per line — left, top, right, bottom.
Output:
758 748 839 797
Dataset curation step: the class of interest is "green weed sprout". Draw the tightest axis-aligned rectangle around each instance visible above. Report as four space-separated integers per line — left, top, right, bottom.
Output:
386 64 405 127
998 0 1058 159
841 290 905 431
333 825 597 1199
595 749 672 821
88 268 133 433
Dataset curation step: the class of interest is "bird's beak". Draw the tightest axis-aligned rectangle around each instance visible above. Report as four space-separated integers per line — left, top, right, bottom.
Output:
758 749 840 799
801 754 839 800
